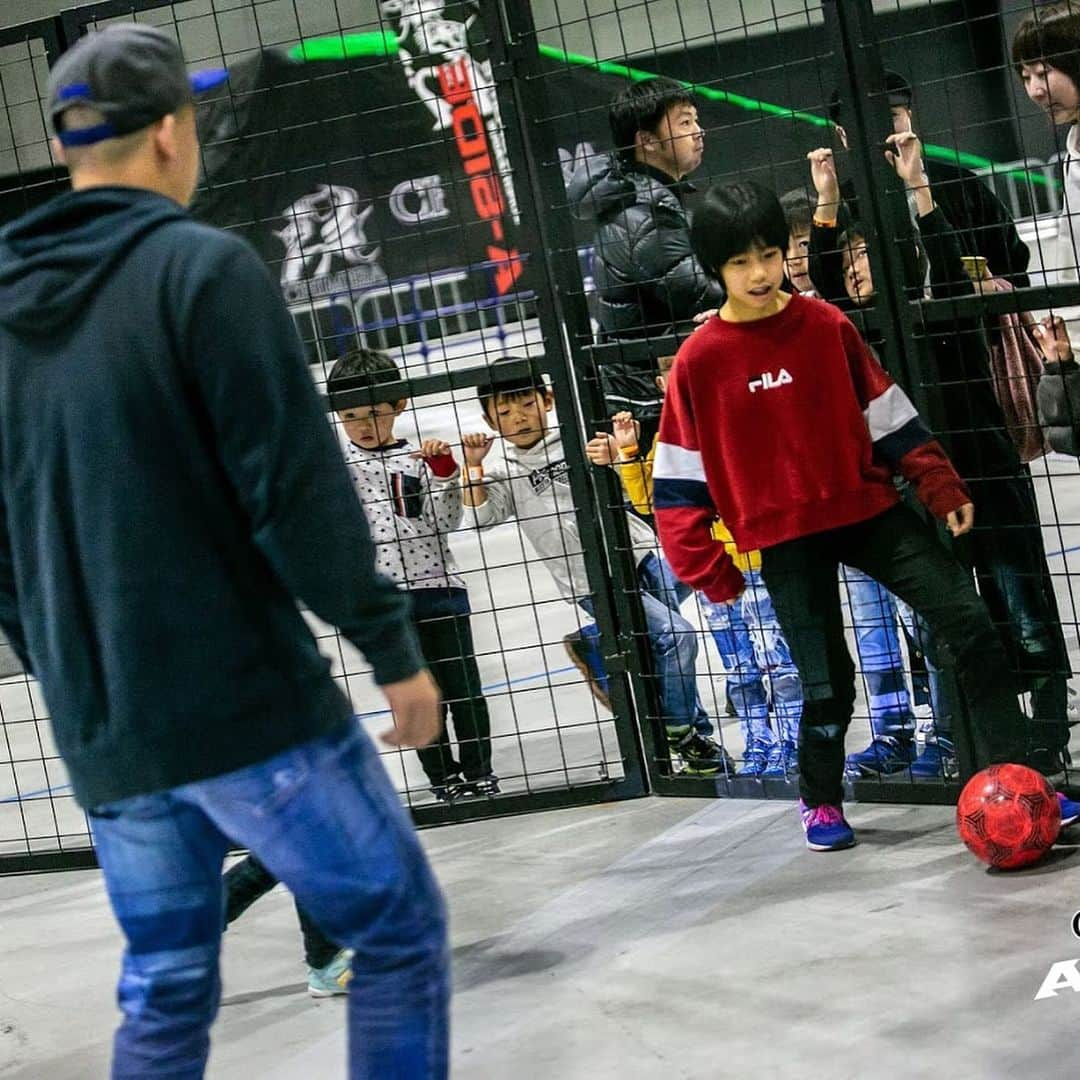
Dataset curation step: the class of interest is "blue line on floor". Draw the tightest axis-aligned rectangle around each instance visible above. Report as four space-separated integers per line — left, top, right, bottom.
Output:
1047 544 1080 560
0 781 71 804
0 664 582 802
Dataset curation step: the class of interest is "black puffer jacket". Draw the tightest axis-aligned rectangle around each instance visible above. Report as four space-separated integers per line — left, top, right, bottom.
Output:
568 157 722 339
1037 361 1080 456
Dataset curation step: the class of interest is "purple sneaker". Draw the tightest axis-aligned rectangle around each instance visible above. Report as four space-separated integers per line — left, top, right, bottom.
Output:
1057 791 1080 829
799 799 856 851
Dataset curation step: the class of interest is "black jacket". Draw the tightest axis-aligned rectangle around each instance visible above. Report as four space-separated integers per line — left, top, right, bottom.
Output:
809 206 1066 678
1037 361 1080 456
568 157 722 339
809 206 1021 481
567 157 723 424
839 157 1030 287
0 188 422 807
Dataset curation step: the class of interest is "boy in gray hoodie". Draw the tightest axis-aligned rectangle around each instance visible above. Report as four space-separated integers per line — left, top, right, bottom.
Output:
462 359 731 775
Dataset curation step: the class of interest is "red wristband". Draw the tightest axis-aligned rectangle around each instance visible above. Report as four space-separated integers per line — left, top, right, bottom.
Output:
424 453 458 478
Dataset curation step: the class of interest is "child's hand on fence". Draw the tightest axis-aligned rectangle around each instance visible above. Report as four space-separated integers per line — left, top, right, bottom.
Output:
461 432 496 466
693 308 718 324
1032 315 1075 363
585 433 617 466
611 412 641 451
807 148 840 206
413 438 458 477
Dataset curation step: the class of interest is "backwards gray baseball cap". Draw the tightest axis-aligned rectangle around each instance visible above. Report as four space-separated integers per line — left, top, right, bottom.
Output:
48 23 228 147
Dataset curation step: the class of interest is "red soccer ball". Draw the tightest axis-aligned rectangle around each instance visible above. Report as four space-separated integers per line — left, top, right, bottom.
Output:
956 764 1061 870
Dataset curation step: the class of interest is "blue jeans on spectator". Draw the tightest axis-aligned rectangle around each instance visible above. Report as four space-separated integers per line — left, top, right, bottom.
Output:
841 566 917 739
89 725 449 1080
700 569 803 747
580 553 711 736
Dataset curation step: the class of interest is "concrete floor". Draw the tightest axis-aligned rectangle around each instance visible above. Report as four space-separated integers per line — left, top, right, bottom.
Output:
2 795 1080 1079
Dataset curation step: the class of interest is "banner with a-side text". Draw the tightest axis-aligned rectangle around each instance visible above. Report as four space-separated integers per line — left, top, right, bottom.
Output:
191 3 527 359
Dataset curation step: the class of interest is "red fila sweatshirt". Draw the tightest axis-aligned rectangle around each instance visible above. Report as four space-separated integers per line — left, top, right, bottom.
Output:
653 292 970 602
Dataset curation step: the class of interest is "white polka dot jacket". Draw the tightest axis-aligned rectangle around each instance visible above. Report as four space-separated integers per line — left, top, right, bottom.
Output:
342 439 467 609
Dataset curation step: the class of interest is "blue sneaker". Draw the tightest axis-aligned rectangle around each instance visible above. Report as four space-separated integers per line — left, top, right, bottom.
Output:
799 800 856 851
1057 792 1080 829
909 737 958 780
737 740 772 776
846 736 916 777
762 741 798 779
564 630 610 710
307 949 353 998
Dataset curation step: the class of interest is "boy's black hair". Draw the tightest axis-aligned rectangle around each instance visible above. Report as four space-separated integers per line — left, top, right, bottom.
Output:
326 346 402 404
690 180 790 279
608 77 695 164
1012 2 1080 91
476 356 548 418
779 187 815 236
838 221 868 251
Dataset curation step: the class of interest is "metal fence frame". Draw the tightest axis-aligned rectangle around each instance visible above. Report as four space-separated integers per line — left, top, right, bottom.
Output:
5 0 1080 873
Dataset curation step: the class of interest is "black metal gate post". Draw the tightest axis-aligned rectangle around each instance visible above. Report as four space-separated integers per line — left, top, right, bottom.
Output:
825 0 975 801
488 0 729 795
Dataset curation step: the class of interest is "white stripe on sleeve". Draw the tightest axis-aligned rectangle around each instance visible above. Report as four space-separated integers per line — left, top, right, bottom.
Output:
863 383 918 442
653 441 707 482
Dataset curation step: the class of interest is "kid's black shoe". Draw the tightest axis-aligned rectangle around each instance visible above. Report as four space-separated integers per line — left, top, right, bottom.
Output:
430 774 467 803
669 728 736 777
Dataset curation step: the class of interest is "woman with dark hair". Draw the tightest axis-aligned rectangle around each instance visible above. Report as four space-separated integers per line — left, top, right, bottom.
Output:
1014 2 1080 276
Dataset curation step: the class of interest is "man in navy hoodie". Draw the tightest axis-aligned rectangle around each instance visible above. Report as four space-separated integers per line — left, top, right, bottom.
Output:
0 24 448 1079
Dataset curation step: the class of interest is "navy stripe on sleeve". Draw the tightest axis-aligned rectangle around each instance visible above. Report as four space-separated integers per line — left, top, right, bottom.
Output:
653 477 714 509
874 416 933 467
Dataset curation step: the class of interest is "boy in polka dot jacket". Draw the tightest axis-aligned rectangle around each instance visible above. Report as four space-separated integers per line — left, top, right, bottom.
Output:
328 346 496 801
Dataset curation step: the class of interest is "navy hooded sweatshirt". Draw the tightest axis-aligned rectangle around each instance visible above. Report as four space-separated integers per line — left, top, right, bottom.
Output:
0 187 422 807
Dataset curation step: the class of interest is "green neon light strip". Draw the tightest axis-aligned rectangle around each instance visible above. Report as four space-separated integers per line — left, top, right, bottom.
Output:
287 31 398 61
284 34 1057 191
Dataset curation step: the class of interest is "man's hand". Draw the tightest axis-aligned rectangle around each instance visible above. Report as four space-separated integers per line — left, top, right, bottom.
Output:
585 433 617 466
461 432 496 467
946 502 975 537
611 411 641 450
807 147 840 207
379 669 442 748
1032 315 1075 363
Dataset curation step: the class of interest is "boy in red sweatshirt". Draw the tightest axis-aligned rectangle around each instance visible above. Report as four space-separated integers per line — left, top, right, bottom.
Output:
653 179 1038 851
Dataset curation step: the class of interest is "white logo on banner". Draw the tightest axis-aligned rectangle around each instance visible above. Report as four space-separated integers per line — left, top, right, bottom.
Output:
389 174 451 225
381 0 519 223
274 184 384 291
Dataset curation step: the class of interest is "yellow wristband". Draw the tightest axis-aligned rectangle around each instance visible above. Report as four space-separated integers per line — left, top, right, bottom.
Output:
617 445 640 461
813 215 837 228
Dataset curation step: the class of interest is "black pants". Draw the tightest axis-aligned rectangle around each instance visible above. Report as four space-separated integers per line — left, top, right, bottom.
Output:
759 504 1028 807
224 852 338 970
413 611 492 786
966 473 1071 757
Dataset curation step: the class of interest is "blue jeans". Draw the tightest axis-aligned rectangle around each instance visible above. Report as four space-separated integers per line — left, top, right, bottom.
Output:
700 569 803 747
89 725 449 1080
580 553 710 736
840 566 916 738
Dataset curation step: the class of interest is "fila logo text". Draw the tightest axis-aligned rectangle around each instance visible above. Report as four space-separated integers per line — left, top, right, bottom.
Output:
748 368 794 394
